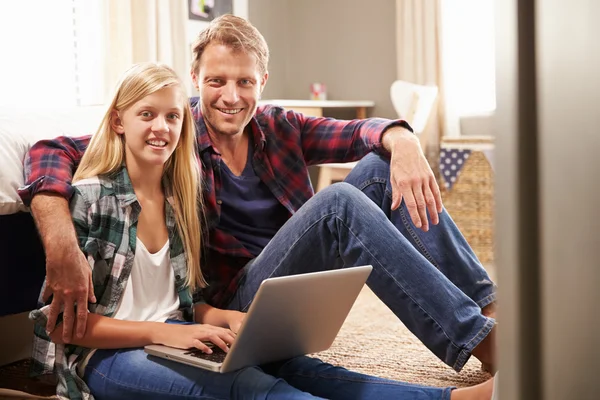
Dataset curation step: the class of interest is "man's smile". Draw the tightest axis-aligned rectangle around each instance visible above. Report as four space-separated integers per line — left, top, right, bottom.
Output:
218 108 243 115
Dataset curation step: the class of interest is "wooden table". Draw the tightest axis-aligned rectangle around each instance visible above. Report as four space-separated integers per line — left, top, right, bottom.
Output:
258 99 375 119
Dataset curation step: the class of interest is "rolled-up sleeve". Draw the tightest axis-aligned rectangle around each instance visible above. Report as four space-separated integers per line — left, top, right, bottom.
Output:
279 107 413 165
18 135 91 206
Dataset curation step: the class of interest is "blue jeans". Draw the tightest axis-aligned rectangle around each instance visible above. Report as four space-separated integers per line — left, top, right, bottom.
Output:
345 153 496 313
228 153 496 372
84 331 452 399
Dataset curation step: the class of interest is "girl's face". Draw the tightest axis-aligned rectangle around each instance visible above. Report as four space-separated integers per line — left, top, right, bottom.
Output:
114 86 185 169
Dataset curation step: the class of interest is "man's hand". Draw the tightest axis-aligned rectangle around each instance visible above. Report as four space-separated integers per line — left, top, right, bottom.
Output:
382 127 443 231
31 194 96 342
44 245 95 342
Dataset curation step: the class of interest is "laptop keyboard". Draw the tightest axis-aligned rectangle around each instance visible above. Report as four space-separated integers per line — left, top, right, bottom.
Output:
184 348 227 364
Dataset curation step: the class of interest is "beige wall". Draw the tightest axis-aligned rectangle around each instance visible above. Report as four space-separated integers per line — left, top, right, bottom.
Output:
250 0 397 119
248 0 290 101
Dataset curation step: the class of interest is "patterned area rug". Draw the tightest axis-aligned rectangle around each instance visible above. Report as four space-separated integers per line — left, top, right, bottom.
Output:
0 288 491 398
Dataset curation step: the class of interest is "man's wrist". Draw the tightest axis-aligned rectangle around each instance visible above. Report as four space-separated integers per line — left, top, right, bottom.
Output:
45 235 80 262
381 125 419 152
31 194 80 261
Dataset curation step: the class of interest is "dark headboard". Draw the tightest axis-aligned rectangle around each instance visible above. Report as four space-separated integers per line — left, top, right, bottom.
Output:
0 212 45 316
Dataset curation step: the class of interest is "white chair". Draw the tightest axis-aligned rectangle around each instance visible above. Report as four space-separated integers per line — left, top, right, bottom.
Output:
389 80 438 147
315 80 439 192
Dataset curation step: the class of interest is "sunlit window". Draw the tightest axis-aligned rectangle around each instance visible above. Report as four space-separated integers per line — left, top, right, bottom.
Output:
0 0 104 108
441 0 496 132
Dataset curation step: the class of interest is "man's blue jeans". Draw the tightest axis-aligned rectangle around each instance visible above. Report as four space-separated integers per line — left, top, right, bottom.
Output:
84 331 453 399
228 153 496 372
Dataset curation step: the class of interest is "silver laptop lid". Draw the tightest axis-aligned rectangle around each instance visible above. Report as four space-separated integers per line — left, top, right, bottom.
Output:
221 265 372 372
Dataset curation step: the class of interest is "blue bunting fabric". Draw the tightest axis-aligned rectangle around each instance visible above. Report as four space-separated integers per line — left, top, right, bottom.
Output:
439 148 472 190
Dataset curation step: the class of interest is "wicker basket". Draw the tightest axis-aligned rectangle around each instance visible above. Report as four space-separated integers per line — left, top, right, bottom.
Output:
437 139 495 264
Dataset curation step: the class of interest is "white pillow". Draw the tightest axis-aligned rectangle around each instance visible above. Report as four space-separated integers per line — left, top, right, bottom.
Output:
0 106 106 215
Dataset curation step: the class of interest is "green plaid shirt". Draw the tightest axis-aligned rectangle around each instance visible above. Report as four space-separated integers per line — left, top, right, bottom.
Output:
29 167 199 400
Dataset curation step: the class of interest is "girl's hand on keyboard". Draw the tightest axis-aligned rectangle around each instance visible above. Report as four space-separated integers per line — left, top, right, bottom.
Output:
156 323 236 354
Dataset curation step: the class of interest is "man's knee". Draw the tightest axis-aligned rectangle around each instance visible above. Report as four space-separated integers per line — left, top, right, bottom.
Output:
344 152 390 190
315 182 364 203
342 153 392 209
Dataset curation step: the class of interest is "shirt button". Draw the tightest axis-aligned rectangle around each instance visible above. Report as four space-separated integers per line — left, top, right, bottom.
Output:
216 199 223 205
175 275 181 280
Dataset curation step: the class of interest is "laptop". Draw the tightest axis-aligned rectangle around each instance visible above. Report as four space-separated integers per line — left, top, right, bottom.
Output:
144 265 372 373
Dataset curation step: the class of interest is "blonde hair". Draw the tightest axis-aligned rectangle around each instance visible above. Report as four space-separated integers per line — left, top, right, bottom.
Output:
191 14 269 75
73 63 207 291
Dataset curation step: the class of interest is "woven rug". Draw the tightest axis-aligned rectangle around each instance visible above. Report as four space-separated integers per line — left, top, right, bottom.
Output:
0 287 491 398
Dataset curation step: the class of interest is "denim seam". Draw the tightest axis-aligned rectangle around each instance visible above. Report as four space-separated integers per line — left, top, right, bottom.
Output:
334 213 463 362
394 192 438 267
476 293 497 310
452 317 495 372
353 177 387 192
442 387 456 400
89 366 227 400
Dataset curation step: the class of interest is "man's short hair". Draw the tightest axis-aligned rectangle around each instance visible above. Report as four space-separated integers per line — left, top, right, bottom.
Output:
191 14 269 76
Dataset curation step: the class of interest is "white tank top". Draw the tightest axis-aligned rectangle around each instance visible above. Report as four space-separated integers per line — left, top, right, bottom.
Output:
112 237 182 322
78 237 182 377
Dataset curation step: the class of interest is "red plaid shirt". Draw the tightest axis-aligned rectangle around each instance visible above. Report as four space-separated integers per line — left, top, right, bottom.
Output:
19 104 410 307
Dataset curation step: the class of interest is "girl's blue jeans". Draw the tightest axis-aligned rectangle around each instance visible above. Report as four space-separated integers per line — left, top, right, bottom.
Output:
85 340 453 399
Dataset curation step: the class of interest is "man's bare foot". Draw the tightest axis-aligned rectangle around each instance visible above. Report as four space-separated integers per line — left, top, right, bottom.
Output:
482 303 496 320
450 376 494 400
471 323 497 373
479 303 497 373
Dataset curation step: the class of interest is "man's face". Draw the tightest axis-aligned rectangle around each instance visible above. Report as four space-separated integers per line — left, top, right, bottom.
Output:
192 43 268 140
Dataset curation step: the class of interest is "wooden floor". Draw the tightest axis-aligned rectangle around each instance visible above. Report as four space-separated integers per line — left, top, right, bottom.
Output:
0 359 55 398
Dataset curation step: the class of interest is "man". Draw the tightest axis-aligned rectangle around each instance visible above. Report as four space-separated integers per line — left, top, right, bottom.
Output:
20 14 496 373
